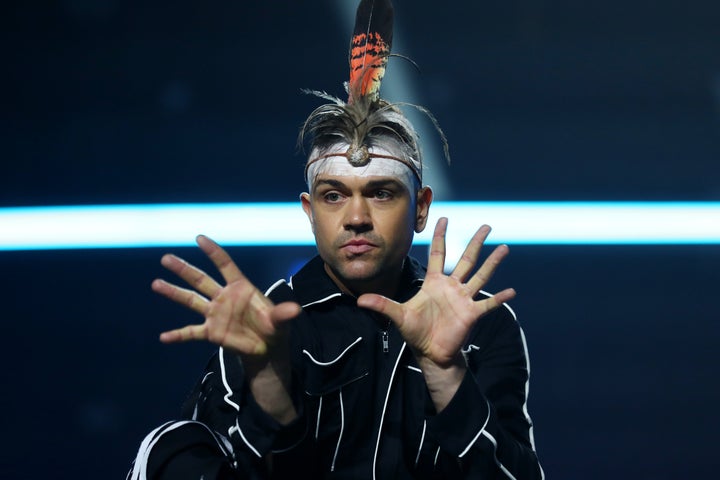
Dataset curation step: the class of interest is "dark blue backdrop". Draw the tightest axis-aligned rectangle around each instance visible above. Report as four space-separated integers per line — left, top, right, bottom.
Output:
2 1 719 478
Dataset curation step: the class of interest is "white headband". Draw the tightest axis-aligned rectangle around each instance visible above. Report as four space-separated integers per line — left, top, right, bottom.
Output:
305 142 420 192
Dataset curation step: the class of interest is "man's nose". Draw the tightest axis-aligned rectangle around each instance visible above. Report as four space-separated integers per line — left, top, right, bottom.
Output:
344 196 372 231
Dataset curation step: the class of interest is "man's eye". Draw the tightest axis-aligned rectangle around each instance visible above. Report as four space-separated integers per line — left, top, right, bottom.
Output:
324 192 342 202
375 190 393 200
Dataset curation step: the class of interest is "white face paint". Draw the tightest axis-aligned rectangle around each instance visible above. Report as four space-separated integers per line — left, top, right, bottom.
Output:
306 142 420 192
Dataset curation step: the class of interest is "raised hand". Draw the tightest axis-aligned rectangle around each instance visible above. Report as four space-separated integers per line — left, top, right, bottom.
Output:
357 217 516 367
151 235 301 356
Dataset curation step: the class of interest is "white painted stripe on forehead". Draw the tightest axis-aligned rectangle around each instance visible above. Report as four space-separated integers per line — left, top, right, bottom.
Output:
308 156 418 191
306 144 419 192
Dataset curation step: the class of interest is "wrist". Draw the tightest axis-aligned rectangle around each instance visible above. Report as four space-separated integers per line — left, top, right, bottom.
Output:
241 354 298 425
415 353 467 412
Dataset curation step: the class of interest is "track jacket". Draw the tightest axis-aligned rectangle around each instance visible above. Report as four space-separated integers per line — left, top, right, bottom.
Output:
129 255 543 479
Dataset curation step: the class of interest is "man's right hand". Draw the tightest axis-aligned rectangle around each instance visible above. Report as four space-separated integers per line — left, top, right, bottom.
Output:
152 234 301 355
152 235 302 424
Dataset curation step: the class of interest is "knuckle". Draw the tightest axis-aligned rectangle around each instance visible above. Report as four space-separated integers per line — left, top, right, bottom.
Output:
206 324 222 343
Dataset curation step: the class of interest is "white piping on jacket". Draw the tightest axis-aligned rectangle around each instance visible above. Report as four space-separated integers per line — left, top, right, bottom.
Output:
266 278 287 296
481 430 518 480
129 420 231 480
465 293 544 479
229 417 261 458
194 370 215 419
493 298 536 447
315 396 323 440
302 293 343 308
372 342 407 480
518 326 536 450
415 420 427 467
302 337 363 365
219 348 262 458
471 292 539 452
458 398 491 458
215 279 291 458
330 388 345 472
219 348 240 411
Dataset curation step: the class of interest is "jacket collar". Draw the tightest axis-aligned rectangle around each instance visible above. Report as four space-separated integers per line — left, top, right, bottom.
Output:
290 255 426 307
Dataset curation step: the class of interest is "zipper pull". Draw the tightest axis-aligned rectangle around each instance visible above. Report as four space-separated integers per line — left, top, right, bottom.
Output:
382 331 389 353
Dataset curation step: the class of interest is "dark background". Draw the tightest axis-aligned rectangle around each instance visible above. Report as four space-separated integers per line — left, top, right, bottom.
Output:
2 0 719 478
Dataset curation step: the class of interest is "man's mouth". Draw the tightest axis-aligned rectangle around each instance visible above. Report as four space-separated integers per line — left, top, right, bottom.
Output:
341 239 376 254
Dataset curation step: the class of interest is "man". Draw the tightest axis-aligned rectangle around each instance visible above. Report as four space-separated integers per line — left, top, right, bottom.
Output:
129 1 542 478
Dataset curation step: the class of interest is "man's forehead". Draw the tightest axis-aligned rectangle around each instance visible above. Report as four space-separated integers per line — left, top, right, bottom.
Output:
312 174 409 191
306 154 419 194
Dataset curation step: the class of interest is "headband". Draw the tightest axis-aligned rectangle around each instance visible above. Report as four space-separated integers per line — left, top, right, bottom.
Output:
305 142 420 192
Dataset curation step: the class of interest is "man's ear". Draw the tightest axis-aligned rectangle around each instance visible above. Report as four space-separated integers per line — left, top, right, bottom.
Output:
414 186 433 233
300 192 314 233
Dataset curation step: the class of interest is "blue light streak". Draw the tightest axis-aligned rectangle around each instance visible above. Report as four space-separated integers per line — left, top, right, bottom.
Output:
0 202 719 251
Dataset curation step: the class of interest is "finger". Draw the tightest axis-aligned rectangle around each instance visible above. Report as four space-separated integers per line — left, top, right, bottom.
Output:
196 235 246 285
159 324 209 344
230 336 271 356
475 287 517 317
270 302 302 325
204 307 272 355
152 278 210 315
240 300 301 339
357 294 405 329
466 243 510 294
426 217 448 274
450 224 491 282
160 253 223 299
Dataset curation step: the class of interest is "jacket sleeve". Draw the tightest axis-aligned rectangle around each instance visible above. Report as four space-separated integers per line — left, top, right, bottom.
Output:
127 281 311 479
126 348 283 479
181 280 312 461
422 303 544 479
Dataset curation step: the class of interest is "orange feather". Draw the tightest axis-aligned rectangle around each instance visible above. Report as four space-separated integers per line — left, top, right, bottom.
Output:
347 0 394 104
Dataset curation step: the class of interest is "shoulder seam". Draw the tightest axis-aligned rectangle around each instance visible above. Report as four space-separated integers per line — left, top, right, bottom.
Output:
264 278 289 295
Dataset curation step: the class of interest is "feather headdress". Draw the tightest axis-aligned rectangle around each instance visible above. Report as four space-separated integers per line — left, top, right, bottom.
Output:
347 0 393 105
300 0 449 187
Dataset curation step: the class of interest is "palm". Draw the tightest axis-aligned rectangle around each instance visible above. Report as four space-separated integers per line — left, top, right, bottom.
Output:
358 218 515 366
400 273 483 363
152 235 300 356
201 279 280 354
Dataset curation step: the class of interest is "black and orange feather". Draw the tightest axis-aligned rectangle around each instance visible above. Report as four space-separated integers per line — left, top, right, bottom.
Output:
299 0 450 182
347 0 394 105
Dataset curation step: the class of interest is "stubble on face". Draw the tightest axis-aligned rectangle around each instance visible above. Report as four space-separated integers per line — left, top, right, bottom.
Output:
323 248 407 299
304 177 417 297
326 231 389 285
320 215 412 297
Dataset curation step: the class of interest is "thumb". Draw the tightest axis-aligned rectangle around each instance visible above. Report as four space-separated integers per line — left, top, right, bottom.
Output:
270 301 302 325
357 294 405 327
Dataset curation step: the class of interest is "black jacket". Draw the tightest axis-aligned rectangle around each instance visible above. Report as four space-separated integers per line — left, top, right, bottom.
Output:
129 256 543 479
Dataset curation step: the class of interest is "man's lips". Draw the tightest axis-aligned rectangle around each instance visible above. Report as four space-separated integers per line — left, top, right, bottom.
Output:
341 239 376 254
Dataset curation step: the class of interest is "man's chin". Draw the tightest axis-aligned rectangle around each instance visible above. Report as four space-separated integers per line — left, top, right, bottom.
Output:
337 259 380 282
324 257 402 295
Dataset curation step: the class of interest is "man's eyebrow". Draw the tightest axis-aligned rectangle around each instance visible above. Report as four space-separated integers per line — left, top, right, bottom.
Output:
364 179 406 191
311 177 409 194
312 178 347 193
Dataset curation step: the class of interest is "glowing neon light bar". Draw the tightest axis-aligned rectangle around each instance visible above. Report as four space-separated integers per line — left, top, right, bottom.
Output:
0 202 719 251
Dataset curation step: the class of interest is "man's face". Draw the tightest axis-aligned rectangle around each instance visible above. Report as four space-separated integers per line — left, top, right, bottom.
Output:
301 174 431 296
